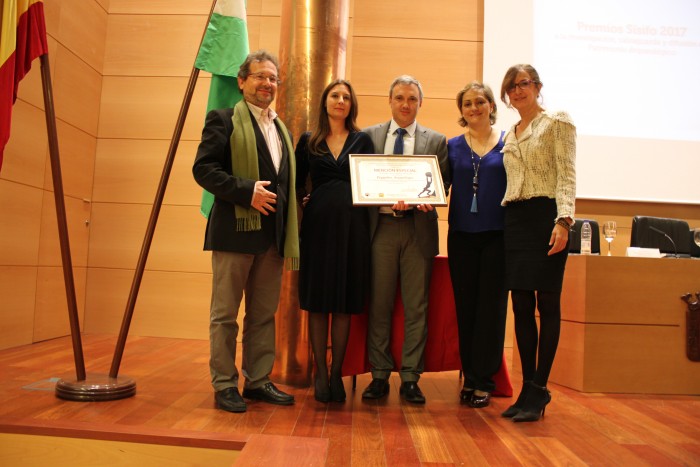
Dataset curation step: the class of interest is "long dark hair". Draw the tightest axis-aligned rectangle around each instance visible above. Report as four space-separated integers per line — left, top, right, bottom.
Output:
308 79 360 155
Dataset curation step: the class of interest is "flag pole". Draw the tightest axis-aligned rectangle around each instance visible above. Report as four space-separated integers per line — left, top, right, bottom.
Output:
53 0 219 401
108 0 220 379
39 53 86 382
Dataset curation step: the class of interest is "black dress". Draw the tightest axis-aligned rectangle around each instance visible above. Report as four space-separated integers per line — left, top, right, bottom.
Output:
295 131 375 314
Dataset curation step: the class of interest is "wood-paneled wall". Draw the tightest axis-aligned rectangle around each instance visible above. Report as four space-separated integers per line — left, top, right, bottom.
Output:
0 0 106 350
1 0 698 351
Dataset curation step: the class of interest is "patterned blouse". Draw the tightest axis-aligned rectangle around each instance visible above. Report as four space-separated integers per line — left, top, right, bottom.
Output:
501 110 576 220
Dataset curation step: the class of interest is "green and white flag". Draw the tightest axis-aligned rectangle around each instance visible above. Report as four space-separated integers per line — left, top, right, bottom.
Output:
195 0 249 217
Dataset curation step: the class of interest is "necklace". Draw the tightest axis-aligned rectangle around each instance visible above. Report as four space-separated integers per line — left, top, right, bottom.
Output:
467 127 492 213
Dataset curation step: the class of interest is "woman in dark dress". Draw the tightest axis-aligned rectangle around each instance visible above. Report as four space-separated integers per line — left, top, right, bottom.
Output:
499 64 576 422
296 79 374 402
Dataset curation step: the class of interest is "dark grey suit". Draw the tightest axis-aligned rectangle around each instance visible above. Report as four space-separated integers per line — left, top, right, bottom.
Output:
363 121 450 382
193 107 292 392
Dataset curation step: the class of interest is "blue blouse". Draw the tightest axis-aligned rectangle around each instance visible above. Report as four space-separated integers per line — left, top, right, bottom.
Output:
447 131 506 232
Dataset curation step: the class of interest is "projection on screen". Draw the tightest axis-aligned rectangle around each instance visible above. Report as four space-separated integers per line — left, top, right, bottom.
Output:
484 0 700 204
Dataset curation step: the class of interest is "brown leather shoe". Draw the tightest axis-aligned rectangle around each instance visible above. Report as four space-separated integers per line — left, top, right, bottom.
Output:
242 382 294 405
399 381 425 404
215 387 246 413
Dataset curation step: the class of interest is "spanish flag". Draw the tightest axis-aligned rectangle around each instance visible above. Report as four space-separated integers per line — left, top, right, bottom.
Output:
0 0 48 172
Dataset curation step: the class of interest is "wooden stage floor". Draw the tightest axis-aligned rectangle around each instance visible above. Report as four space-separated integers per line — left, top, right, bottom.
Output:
1 334 699 466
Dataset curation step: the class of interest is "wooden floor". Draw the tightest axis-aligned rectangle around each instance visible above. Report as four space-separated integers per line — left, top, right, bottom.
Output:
1 334 699 466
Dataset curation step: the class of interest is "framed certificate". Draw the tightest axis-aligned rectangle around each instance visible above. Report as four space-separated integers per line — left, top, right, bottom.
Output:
348 154 447 206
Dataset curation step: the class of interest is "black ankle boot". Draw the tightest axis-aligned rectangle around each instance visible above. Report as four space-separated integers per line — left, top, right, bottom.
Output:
512 383 551 422
501 381 531 418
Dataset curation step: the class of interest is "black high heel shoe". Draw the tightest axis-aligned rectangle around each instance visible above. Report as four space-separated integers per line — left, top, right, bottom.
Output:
501 381 531 418
512 383 551 422
329 374 346 402
314 376 331 403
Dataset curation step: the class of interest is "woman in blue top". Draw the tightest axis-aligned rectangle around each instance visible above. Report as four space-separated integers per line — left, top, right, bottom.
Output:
447 81 508 409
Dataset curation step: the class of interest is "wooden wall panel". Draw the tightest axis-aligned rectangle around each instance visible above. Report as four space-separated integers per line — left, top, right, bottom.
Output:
353 0 482 41
0 182 43 266
54 0 107 73
88 204 207 272
53 45 102 137
103 15 207 77
98 76 210 140
42 121 96 199
83 268 132 334
38 193 91 268
128 271 211 339
1 101 48 188
256 17 281 54
0 267 37 350
84 268 210 340
88 203 150 270
93 139 202 205
350 38 482 99
107 0 212 14
149 206 210 273
33 266 87 342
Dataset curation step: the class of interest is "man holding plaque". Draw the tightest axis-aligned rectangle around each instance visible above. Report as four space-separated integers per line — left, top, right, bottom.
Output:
361 75 451 403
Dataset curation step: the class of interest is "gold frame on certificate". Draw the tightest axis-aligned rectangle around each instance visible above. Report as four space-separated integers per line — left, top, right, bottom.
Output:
348 154 447 206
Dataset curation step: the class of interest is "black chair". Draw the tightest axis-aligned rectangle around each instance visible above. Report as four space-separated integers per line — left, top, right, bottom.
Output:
630 216 691 257
569 219 601 254
689 229 700 258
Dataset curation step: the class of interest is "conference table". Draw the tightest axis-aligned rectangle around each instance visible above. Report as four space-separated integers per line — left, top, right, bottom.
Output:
538 254 700 395
342 256 513 397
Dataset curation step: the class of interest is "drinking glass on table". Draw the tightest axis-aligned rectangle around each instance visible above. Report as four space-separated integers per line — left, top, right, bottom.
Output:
603 221 617 256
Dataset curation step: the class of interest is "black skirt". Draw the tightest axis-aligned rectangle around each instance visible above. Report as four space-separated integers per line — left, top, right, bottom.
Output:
504 197 568 291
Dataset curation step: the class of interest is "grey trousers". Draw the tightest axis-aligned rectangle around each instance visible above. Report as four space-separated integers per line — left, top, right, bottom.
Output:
367 215 433 383
209 247 283 391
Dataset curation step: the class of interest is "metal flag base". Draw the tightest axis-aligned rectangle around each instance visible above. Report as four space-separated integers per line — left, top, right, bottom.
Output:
55 374 136 401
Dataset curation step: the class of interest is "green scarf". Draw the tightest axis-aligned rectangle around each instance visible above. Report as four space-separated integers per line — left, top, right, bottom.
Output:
230 100 299 270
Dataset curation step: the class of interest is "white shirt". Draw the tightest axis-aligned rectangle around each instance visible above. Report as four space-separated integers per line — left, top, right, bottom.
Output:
246 102 282 172
380 120 418 214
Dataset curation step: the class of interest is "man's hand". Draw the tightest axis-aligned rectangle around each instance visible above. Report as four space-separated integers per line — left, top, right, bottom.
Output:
251 180 277 215
416 203 434 212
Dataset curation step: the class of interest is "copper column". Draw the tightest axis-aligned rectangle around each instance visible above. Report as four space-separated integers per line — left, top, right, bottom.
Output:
271 0 350 387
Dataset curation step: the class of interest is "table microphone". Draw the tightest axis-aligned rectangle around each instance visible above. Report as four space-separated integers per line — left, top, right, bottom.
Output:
648 225 678 258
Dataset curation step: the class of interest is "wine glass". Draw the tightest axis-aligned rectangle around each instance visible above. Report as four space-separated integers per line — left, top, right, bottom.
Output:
603 221 617 256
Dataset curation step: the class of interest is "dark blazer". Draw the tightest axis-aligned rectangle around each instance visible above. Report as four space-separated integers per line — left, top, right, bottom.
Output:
193 107 292 255
363 121 451 258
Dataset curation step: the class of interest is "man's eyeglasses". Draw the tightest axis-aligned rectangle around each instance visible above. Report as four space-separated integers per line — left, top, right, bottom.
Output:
507 79 538 94
249 73 281 85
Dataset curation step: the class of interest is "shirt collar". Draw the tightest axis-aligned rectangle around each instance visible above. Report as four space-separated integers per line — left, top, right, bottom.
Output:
388 119 417 137
246 102 277 122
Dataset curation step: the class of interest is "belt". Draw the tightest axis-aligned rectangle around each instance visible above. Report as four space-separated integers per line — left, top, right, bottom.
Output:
380 209 414 218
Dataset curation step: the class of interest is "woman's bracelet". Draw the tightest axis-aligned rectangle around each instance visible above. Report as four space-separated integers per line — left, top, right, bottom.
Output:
555 218 571 231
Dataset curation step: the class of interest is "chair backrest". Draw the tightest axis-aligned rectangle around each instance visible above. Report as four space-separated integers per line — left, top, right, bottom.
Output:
630 216 691 256
690 229 700 258
569 219 601 254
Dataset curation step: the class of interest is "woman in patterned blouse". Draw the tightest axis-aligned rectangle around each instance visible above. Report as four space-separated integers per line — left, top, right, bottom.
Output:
498 64 576 422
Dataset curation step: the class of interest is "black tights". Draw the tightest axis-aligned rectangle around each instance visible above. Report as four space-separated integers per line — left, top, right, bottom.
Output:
309 313 350 383
511 289 561 387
